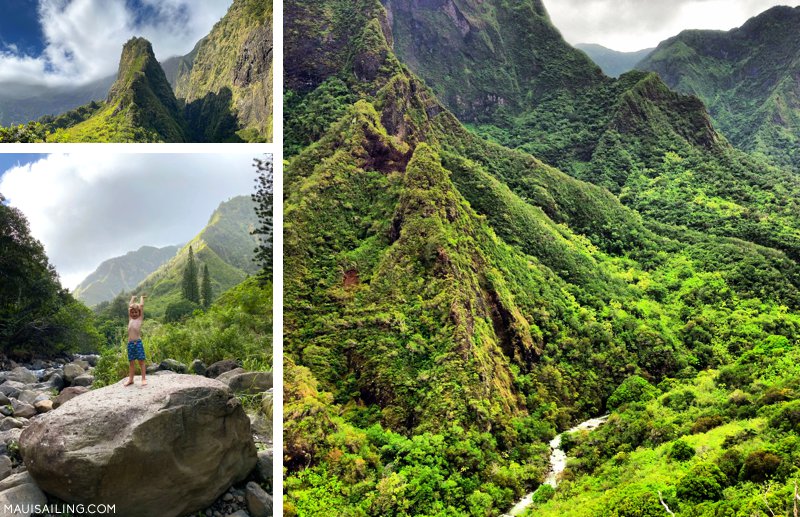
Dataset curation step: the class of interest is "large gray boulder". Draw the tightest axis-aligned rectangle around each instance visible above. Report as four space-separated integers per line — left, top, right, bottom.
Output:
19 374 256 517
62 363 84 385
218 370 272 394
5 367 36 385
52 386 88 409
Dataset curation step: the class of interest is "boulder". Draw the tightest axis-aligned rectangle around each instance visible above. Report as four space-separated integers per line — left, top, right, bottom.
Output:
62 363 84 385
0 393 9 407
0 407 11 417
5 368 36 385
0 418 23 431
255 449 272 483
52 386 89 409
45 373 65 391
17 390 40 406
0 429 21 447
20 374 257 517
159 359 188 374
73 359 90 370
191 359 207 376
0 381 27 399
71 374 94 387
0 455 11 481
33 400 52 414
10 400 35 419
227 511 250 517
245 482 272 517
219 371 273 395
0 472 47 516
146 364 161 375
206 360 240 378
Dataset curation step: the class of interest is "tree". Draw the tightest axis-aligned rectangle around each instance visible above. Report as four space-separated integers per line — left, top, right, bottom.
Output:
251 156 273 281
0 195 100 356
201 264 213 308
181 246 200 304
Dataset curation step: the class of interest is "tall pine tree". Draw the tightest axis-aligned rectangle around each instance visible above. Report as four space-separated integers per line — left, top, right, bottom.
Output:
201 264 212 308
181 245 200 304
252 156 273 282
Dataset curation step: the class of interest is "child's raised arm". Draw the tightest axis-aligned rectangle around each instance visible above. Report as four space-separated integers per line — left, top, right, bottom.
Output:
129 295 136 306
139 295 146 313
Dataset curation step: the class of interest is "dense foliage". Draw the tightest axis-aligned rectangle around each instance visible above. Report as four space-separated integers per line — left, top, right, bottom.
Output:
252 156 274 280
0 196 101 357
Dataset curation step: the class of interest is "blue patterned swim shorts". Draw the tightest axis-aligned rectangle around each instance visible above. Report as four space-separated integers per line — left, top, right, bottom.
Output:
127 339 146 361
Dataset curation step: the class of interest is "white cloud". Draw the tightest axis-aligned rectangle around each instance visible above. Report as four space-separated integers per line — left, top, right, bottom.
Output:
543 0 800 51
0 0 232 90
0 153 264 289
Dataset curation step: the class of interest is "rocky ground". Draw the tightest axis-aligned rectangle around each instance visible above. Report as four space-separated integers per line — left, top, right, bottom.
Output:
0 355 273 517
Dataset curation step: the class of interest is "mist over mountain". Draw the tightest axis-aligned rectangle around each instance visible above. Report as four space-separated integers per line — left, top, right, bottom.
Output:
576 43 654 77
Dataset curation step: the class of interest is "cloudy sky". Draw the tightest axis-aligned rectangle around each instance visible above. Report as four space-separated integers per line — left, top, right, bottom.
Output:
0 153 262 290
543 0 800 51
0 0 231 90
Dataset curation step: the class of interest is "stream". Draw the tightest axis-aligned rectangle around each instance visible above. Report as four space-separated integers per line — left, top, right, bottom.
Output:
503 415 609 516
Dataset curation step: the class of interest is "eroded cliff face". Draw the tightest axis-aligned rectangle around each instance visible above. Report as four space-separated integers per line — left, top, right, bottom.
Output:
175 0 273 142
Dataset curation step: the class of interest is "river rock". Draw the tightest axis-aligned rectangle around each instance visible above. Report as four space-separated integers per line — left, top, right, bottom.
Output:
0 429 21 447
33 400 52 414
256 450 272 483
5 368 36 385
73 359 90 370
0 407 11 417
0 455 11 481
0 418 23 431
206 360 240 378
245 482 271 517
159 359 188 374
191 359 207 376
0 382 26 399
20 374 257 517
227 511 249 517
17 391 40 406
0 471 47 516
10 401 35 419
62 363 84 385
52 386 89 409
72 374 94 387
219 371 272 395
0 393 10 407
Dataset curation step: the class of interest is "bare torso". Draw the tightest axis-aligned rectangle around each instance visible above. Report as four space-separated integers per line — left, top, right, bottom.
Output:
128 316 143 340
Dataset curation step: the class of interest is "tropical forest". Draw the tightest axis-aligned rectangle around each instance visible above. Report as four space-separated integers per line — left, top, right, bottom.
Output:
283 1 800 516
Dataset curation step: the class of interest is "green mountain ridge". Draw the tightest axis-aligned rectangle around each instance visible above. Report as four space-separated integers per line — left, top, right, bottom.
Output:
120 196 259 318
46 38 188 143
575 43 654 78
74 245 181 307
284 1 800 514
637 5 800 173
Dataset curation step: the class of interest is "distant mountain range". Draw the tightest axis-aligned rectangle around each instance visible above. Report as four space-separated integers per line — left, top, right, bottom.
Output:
75 196 260 316
74 245 181 307
575 43 654 77
637 5 800 173
2 0 273 143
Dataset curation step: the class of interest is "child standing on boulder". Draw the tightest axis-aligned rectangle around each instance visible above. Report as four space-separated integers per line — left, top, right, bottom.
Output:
124 295 147 387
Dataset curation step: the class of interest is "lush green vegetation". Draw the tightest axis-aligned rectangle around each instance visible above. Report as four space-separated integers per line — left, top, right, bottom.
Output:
637 6 800 173
283 0 800 515
0 196 102 357
0 122 48 143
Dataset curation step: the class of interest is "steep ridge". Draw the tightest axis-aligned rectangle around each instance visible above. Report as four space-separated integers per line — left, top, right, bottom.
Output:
74 245 181 307
283 1 800 514
47 38 188 143
576 43 654 78
174 0 273 142
131 196 259 317
637 6 800 173
379 0 800 264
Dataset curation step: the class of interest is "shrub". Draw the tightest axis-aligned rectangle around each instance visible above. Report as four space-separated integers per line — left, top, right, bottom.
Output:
530 484 555 503
691 415 724 434
676 463 726 502
668 439 695 461
662 390 696 410
607 375 659 410
716 449 743 485
768 400 800 433
740 450 781 482
603 484 669 517
164 299 201 322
